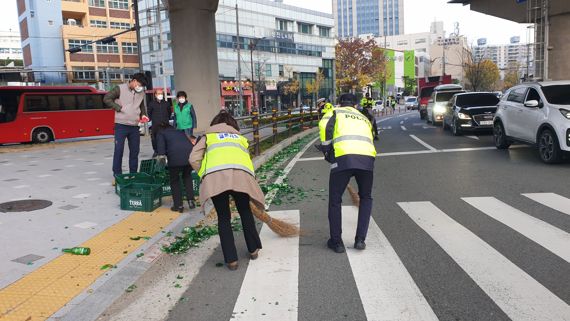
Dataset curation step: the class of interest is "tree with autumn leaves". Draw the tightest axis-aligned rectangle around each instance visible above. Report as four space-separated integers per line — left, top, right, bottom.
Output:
335 38 387 94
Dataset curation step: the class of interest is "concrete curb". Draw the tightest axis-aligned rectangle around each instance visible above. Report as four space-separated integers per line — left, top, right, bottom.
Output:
53 128 319 321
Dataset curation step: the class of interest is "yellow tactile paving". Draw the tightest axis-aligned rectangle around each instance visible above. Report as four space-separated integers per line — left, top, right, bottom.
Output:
0 208 179 321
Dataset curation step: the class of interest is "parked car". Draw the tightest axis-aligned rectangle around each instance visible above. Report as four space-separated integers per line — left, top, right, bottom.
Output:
373 100 384 113
426 84 465 125
405 96 418 110
442 92 499 136
493 81 570 163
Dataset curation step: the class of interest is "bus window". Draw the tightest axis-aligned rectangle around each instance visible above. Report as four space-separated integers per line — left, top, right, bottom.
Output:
47 95 76 111
24 96 50 112
0 92 19 123
77 94 105 110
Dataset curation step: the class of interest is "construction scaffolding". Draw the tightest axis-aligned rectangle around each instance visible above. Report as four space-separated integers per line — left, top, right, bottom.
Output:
527 0 549 81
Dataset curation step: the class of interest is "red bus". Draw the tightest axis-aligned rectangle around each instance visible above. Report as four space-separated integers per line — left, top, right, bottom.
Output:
0 86 114 144
417 75 452 120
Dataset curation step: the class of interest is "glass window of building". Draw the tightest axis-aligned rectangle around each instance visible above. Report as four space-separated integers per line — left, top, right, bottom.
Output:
68 39 93 52
276 19 291 32
73 67 96 80
99 70 122 80
96 41 119 54
108 0 128 10
279 64 284 77
122 42 138 54
265 64 272 77
397 40 408 46
297 23 313 35
110 22 131 29
90 20 107 28
318 26 330 37
88 0 105 7
415 38 426 44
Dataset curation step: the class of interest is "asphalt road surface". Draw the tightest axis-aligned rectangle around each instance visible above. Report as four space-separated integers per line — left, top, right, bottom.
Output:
156 111 570 320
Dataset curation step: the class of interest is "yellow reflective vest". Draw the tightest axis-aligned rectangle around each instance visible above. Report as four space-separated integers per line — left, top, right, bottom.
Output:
197 133 255 179
319 106 376 158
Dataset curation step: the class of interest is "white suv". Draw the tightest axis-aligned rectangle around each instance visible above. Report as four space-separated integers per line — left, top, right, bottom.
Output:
493 81 570 163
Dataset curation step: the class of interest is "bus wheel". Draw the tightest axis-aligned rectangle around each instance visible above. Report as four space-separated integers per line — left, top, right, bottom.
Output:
32 128 53 143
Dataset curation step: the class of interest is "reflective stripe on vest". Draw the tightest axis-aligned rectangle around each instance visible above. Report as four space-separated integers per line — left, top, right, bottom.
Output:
197 133 255 179
332 107 377 158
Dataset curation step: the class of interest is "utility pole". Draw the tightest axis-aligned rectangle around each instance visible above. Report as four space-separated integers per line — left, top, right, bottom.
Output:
133 0 144 72
250 39 256 110
442 43 447 76
156 0 168 96
235 4 244 116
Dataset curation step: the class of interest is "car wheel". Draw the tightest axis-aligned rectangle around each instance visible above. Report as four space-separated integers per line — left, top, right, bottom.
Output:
452 118 462 136
538 129 562 164
493 121 510 149
32 127 53 143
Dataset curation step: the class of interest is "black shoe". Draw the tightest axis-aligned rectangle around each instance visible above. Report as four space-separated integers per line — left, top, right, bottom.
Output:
170 206 184 213
374 135 379 141
354 238 366 250
327 239 345 253
188 200 196 210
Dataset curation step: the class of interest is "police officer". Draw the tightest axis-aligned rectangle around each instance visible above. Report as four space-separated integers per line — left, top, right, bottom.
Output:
317 98 334 115
360 93 379 140
317 93 376 253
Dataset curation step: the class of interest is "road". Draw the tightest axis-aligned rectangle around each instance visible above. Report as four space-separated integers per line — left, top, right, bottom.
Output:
162 111 570 321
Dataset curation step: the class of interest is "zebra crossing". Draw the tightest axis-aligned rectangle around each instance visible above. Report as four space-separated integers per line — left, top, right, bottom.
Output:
228 192 570 321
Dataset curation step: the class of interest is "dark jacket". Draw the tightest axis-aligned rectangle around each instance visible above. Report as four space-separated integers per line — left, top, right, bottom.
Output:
147 99 172 128
157 127 194 168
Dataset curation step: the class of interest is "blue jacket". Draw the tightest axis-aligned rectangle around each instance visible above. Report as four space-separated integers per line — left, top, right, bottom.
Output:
157 127 194 167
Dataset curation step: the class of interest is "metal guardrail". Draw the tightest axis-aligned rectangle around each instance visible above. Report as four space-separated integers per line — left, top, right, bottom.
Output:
236 108 319 156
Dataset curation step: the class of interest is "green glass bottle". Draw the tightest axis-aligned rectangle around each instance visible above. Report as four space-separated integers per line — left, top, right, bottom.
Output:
62 247 91 255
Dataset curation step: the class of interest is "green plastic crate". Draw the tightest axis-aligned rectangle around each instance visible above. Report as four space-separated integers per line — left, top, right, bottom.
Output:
139 159 166 175
115 173 154 195
119 183 162 212
153 170 200 198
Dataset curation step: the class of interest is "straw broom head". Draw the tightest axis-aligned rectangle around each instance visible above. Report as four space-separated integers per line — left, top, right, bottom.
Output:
249 201 300 237
347 184 360 207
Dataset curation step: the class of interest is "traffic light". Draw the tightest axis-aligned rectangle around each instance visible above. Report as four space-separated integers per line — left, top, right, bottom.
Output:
100 36 116 44
68 47 82 54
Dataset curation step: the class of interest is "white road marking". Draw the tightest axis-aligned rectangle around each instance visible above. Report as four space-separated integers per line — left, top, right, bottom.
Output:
399 201 570 321
2 163 13 166
377 117 394 123
13 185 30 189
231 210 299 321
413 123 423 126
378 150 435 157
422 126 436 129
409 135 438 152
465 135 480 140
37 174 53 178
72 193 91 199
93 162 105 166
463 197 570 263
441 147 496 153
264 137 319 208
522 193 570 216
405 117 409 120
87 178 101 181
73 221 98 229
401 126 407 131
297 156 324 162
65 164 76 168
400 121 404 125
84 171 97 175
98 182 112 186
342 206 438 321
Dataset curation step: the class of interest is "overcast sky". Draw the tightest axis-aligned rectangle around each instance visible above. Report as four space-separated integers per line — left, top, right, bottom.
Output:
1 0 531 46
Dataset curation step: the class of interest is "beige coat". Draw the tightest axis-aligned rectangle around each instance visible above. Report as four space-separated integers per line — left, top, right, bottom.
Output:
189 123 266 209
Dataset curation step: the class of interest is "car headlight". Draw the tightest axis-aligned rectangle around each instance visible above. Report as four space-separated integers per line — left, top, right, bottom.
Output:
434 105 446 113
458 112 471 120
560 108 570 120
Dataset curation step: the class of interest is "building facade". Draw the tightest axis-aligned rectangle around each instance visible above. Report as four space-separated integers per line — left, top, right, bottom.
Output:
139 0 336 113
333 0 404 38
474 37 534 80
16 0 139 86
0 30 23 61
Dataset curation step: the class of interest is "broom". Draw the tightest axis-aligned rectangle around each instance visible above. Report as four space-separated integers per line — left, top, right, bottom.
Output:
197 200 300 237
347 183 360 207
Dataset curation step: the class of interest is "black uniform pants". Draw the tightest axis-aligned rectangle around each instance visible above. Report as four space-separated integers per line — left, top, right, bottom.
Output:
150 126 164 154
212 191 262 263
168 166 195 208
328 169 373 243
364 108 378 137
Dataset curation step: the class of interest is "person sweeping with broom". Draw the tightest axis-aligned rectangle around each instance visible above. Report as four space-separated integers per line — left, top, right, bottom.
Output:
190 110 298 271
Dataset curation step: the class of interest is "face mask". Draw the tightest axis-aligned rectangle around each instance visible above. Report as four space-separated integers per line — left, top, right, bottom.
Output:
134 86 144 93
156 94 164 101
178 98 186 104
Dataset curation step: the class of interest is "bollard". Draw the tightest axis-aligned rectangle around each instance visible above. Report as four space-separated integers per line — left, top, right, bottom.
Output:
287 108 292 137
272 108 277 145
252 110 260 156
300 107 304 130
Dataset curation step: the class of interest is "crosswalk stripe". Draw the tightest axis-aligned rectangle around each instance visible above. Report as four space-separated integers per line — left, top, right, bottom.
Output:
522 193 570 216
398 201 570 321
231 210 300 320
341 206 439 321
463 197 570 263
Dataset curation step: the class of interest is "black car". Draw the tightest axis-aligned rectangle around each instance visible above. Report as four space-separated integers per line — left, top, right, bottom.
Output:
443 92 500 136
